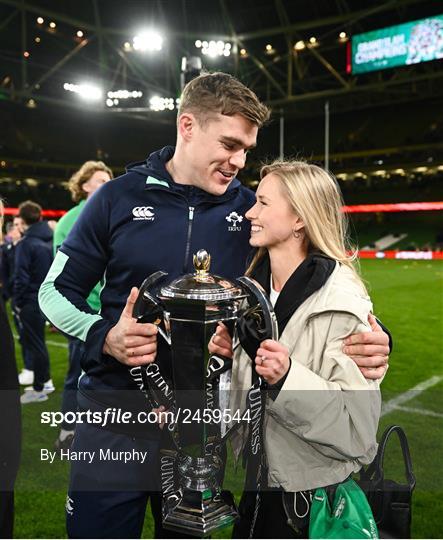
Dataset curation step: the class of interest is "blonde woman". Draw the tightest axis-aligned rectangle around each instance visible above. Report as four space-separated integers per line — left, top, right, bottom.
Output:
209 161 382 538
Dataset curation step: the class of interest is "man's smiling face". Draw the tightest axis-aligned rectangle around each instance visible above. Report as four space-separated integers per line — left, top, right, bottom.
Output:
186 112 258 196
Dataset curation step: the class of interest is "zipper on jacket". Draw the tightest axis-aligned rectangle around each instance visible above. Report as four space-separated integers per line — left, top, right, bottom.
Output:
183 206 195 271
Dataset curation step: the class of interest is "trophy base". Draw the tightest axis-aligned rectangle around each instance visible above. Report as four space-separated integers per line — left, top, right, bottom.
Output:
163 489 238 537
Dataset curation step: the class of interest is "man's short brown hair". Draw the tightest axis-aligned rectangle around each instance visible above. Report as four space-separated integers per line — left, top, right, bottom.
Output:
178 72 271 128
68 161 113 203
18 200 42 225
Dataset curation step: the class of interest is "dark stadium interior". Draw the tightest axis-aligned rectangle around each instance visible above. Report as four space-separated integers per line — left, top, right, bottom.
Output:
1 0 442 240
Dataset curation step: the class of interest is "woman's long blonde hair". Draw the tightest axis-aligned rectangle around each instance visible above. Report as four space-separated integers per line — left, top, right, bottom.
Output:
247 160 364 288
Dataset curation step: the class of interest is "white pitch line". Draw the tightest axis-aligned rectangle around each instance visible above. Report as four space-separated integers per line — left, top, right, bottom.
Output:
392 405 443 419
13 333 68 349
45 338 68 349
381 375 443 417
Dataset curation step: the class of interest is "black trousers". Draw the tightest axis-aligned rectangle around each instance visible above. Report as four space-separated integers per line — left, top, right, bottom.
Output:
66 423 196 538
0 492 14 538
233 490 310 539
18 303 50 391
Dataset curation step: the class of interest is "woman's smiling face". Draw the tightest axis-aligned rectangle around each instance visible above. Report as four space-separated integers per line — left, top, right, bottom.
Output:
245 173 301 249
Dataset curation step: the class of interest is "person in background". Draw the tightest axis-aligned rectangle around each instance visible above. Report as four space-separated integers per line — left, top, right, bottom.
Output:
14 200 54 404
0 198 21 538
53 160 113 450
1 216 36 385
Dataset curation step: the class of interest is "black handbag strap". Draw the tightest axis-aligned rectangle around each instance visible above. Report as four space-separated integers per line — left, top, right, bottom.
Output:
362 425 416 489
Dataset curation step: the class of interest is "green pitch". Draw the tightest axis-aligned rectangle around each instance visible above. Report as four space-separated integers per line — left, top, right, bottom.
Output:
11 259 443 538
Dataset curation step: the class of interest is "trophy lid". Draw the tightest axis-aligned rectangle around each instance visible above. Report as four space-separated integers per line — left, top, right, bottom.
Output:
160 249 244 301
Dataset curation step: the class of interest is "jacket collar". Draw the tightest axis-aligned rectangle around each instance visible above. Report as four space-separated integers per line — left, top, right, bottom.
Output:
250 251 335 335
126 146 242 200
24 220 53 242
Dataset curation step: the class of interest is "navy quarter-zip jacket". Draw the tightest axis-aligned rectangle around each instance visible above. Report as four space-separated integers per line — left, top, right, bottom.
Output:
39 146 255 435
14 221 53 308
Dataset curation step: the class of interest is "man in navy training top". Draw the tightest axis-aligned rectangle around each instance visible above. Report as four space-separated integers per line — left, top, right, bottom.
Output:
39 72 390 538
15 201 54 404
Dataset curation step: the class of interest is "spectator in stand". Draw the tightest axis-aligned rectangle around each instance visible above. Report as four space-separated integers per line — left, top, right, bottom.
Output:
1 216 36 385
54 161 113 450
0 199 21 537
14 201 54 404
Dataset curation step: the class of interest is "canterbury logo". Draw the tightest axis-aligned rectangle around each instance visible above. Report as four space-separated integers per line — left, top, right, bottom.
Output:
132 206 155 221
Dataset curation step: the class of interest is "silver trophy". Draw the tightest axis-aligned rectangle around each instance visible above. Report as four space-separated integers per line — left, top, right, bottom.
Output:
132 249 277 537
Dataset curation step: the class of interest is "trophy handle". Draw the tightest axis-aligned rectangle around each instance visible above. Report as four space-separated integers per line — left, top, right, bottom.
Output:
216 277 279 443
133 271 171 345
236 276 279 342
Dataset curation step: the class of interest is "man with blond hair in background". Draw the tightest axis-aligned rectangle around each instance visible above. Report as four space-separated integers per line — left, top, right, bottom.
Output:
53 161 113 450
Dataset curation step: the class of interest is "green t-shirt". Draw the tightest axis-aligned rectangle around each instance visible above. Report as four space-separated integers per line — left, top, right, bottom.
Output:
54 200 102 312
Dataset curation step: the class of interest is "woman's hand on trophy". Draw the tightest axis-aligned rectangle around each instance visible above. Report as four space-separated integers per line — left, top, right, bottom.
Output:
152 405 168 429
208 322 233 359
255 339 290 385
103 287 159 366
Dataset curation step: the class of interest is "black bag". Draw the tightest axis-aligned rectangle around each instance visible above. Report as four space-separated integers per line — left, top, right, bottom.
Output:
358 425 416 539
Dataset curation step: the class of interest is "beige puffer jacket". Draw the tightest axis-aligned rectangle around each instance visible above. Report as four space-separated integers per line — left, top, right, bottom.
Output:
229 262 381 492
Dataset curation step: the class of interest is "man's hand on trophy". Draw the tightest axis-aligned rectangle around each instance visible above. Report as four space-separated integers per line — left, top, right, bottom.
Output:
103 287 158 366
255 339 290 385
208 322 233 359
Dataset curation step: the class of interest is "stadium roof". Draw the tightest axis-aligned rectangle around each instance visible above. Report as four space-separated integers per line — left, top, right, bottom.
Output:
1 0 442 116
0 0 442 183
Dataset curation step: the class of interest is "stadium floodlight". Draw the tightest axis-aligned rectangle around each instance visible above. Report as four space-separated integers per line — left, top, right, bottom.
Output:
107 90 143 99
63 82 103 101
37 17 44 24
133 30 163 52
197 39 232 57
294 40 305 51
149 96 175 111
